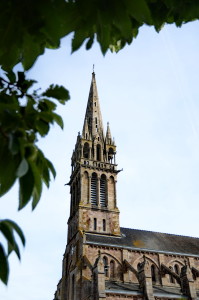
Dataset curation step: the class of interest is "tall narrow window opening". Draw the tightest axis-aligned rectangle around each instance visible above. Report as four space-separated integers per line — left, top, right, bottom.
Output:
91 173 97 205
97 144 101 161
103 256 108 277
83 142 89 158
71 274 75 300
151 265 156 283
174 264 180 275
169 266 175 283
103 219 106 231
108 147 114 163
94 218 97 230
100 174 106 206
110 260 115 279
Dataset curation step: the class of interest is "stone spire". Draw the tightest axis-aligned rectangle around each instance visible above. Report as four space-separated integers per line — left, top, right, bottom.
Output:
106 122 112 145
83 72 104 140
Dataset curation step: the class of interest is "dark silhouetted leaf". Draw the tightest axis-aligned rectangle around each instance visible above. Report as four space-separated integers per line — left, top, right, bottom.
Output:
43 84 70 103
0 245 9 284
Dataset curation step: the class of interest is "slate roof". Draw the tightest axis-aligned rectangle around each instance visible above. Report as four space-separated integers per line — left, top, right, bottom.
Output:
105 281 185 298
86 227 199 256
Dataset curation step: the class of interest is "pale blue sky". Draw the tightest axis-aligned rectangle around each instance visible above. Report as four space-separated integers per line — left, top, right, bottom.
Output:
1 21 199 300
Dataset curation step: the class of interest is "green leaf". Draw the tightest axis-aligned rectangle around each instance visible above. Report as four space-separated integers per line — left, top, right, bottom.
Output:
22 34 45 70
28 161 42 210
35 119 50 136
46 158 56 179
5 70 16 83
0 220 24 259
3 220 25 246
52 113 64 129
0 244 9 284
19 166 34 210
86 36 94 50
125 0 152 24
0 139 19 197
42 84 70 104
0 223 16 250
16 158 29 177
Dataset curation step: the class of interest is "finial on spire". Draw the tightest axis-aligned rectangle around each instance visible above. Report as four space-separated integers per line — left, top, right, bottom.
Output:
93 64 95 73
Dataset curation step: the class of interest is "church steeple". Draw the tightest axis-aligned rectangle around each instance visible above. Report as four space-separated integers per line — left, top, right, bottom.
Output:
83 72 104 140
67 72 120 242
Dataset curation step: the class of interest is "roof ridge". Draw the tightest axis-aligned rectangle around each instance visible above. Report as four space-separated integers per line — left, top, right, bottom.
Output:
120 227 199 240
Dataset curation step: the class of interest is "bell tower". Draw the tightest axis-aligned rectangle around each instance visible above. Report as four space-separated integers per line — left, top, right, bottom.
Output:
67 72 120 242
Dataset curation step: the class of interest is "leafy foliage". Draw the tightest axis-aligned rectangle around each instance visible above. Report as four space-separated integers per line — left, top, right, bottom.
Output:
0 219 25 284
0 71 69 283
1 0 198 285
0 0 198 71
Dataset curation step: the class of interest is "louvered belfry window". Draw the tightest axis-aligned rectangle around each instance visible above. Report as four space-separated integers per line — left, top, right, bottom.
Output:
91 173 97 205
100 174 106 207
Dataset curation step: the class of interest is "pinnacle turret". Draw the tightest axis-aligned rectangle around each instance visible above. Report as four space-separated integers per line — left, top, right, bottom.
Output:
106 122 112 145
82 117 90 140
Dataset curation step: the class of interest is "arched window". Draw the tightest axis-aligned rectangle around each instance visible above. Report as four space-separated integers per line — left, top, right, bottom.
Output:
97 144 101 161
151 264 156 283
100 174 106 207
83 142 89 158
91 173 97 205
103 256 108 277
174 264 180 275
169 266 175 283
110 260 115 279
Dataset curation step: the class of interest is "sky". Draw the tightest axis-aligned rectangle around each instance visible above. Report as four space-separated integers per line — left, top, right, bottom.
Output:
1 21 199 300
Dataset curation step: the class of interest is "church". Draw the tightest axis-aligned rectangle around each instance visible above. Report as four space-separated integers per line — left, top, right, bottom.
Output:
54 73 199 300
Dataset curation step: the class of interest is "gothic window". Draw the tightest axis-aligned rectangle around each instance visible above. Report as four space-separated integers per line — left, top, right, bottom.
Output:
110 260 115 279
97 144 101 161
103 219 106 231
94 218 97 230
100 174 106 207
103 256 108 277
174 264 180 275
151 264 156 283
169 266 175 283
91 173 97 205
83 142 89 158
